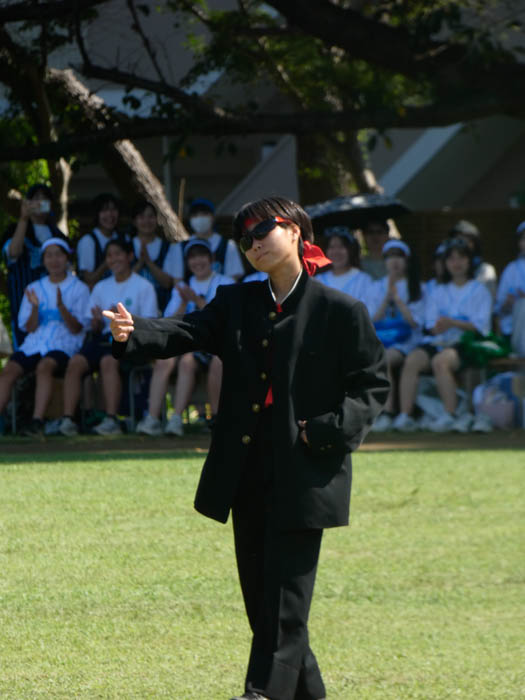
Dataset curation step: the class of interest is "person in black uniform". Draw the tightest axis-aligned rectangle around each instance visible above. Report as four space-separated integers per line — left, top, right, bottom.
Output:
103 197 389 700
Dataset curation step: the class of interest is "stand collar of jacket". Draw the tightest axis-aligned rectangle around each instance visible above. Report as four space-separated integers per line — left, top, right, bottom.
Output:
264 267 309 314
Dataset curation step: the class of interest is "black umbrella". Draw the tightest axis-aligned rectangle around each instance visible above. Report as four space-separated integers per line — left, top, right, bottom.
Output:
304 194 410 233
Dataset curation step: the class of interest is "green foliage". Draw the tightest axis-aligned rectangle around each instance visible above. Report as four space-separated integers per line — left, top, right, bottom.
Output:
0 116 51 206
176 3 425 117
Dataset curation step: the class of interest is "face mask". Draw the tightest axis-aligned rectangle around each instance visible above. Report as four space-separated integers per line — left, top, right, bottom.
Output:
189 215 212 235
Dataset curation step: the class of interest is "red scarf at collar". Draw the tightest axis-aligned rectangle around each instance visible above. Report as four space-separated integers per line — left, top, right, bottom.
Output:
302 240 332 276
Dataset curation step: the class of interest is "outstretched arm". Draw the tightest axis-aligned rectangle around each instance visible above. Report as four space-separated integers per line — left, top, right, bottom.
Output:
103 287 228 363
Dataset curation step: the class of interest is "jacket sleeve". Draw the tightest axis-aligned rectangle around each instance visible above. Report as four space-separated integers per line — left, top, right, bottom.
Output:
112 284 228 363
305 299 389 454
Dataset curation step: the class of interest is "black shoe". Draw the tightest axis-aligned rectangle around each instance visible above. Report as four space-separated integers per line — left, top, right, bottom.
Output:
22 418 44 437
230 693 269 700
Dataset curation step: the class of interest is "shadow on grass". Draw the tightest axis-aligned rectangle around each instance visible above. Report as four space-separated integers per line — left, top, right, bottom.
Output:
0 428 524 463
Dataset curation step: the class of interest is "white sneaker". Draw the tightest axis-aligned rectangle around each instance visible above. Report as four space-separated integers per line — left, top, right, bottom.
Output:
136 414 162 436
428 412 455 432
164 413 184 437
58 416 78 437
371 413 393 432
472 413 493 433
392 413 419 432
452 412 474 433
93 415 122 435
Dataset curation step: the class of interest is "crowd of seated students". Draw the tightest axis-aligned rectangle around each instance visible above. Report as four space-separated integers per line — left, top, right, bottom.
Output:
1 183 524 437
0 186 243 437
315 220 525 434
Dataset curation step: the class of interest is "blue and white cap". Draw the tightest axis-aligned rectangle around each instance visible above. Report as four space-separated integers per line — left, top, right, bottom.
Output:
184 238 213 257
41 237 72 255
382 239 411 257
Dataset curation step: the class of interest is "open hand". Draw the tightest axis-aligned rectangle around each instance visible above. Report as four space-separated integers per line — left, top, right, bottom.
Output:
102 302 134 342
25 288 39 307
176 283 193 303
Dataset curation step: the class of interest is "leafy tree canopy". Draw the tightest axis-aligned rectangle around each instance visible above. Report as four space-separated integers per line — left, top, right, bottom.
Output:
0 0 524 163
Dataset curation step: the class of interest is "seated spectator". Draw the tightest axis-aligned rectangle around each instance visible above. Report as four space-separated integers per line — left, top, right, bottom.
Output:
394 238 492 433
0 238 89 436
169 198 244 281
317 227 374 305
2 184 67 348
495 221 525 340
130 199 174 312
58 237 158 436
360 219 390 280
425 242 447 296
136 238 234 437
76 193 120 288
370 240 425 431
448 220 497 297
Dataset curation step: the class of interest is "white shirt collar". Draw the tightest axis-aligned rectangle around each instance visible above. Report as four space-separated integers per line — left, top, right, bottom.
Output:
268 268 303 306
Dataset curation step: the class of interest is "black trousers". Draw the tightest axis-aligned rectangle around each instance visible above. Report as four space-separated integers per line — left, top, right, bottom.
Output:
231 409 326 700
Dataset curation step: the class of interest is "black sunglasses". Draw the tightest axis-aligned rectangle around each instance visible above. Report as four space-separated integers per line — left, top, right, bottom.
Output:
238 217 289 254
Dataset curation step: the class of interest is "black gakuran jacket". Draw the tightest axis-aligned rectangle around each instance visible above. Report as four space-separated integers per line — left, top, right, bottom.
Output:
113 269 389 530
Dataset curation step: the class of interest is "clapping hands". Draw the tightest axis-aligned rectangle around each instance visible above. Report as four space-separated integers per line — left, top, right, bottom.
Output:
176 283 200 304
25 288 39 308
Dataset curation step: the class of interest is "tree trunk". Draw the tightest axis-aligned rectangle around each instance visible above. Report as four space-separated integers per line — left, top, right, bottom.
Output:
46 68 187 242
48 157 72 233
343 131 383 194
101 141 185 242
296 132 351 205
296 130 382 205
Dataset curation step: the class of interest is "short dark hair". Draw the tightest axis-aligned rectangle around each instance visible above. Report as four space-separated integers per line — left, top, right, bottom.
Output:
92 193 120 226
131 199 157 219
233 196 314 246
442 237 475 282
26 183 53 201
104 235 132 258
187 244 213 260
324 231 361 269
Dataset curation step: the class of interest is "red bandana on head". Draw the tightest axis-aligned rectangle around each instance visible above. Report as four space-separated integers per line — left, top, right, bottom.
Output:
301 240 332 276
241 216 331 276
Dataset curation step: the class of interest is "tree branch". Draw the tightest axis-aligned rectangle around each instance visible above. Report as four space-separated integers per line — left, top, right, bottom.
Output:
0 0 108 23
2 87 524 164
126 0 166 83
76 61 231 121
266 0 517 88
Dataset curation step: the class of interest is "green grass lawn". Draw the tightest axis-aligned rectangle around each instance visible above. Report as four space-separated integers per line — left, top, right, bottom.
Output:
0 448 523 699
